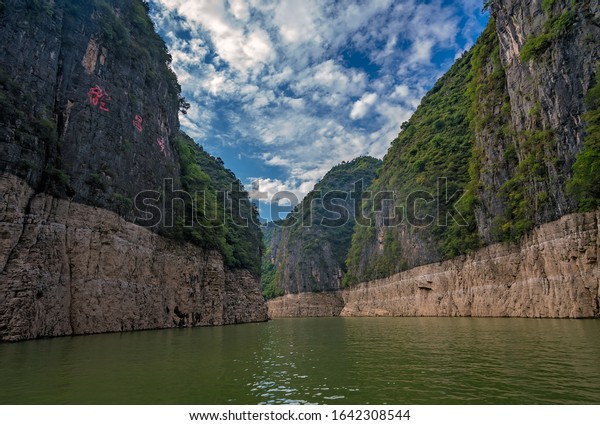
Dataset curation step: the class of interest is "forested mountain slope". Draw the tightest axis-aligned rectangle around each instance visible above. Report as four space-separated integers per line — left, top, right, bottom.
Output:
345 0 600 285
263 157 381 297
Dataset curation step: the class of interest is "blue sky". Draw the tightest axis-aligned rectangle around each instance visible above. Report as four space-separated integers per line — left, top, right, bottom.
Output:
148 0 489 219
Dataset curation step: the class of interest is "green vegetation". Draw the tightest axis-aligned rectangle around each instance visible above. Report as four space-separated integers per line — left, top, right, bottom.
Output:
0 64 36 128
495 129 555 239
86 173 106 191
261 261 283 299
1 60 66 193
521 10 576 62
26 0 55 18
345 48 476 284
261 223 285 299
173 133 263 276
568 63 600 211
44 166 71 195
113 193 133 214
0 1 258 276
344 9 595 286
264 157 381 296
267 4 595 290
291 156 382 266
542 0 556 15
63 1 182 106
468 18 546 243
447 18 509 254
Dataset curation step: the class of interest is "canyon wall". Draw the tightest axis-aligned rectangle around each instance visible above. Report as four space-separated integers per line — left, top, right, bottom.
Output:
262 157 381 297
345 0 600 284
1 174 266 342
267 293 344 318
269 209 599 318
0 1 267 342
267 0 600 318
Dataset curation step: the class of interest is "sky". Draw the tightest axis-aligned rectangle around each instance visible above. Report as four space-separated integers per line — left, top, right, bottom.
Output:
148 0 489 220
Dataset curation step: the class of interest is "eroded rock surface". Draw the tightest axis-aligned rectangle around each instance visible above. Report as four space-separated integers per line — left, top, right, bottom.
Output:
0 174 267 342
269 209 599 318
268 293 344 318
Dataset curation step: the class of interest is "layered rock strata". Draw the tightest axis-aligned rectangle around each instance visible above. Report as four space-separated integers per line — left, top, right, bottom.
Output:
269 209 599 318
1 174 267 342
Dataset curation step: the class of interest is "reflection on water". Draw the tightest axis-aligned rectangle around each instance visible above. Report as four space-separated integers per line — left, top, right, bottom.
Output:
0 318 599 404
247 321 359 404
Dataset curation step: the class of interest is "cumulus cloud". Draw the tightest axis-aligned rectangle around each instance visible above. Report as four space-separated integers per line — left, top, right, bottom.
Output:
390 84 410 100
149 0 488 211
350 93 379 120
273 0 321 45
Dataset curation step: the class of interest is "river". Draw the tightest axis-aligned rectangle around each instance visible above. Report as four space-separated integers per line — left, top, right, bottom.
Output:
0 317 599 404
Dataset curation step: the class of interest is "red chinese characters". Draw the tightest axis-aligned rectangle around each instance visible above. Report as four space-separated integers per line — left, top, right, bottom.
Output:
88 86 111 112
157 137 170 158
133 114 143 132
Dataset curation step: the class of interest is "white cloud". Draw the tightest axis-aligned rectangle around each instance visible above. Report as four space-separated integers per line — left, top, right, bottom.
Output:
248 177 307 205
273 0 320 45
350 93 378 120
390 84 410 100
293 60 367 99
155 0 276 77
410 38 435 64
204 71 238 96
150 0 489 206
262 154 292 168
229 0 250 21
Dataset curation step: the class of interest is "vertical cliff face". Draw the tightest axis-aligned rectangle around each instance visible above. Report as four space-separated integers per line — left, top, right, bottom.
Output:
1 0 181 210
344 0 600 285
0 174 267 342
480 0 600 239
269 208 599 319
0 0 267 342
344 51 476 283
262 157 381 297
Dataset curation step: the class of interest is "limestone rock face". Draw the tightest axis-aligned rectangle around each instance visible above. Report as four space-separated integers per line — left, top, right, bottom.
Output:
0 1 267 341
268 209 599 318
0 1 181 211
267 293 344 318
262 157 381 296
343 0 600 284
473 0 600 240
0 174 267 342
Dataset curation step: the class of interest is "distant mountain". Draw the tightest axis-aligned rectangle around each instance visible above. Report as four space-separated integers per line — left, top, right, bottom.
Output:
262 156 381 297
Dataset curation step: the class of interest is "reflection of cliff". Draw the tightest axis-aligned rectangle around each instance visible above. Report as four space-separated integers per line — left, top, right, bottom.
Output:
0 1 266 341
269 209 599 318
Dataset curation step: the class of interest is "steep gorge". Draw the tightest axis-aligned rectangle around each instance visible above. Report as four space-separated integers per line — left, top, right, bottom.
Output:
269 209 600 318
268 0 600 318
346 0 600 283
0 0 267 342
262 157 381 298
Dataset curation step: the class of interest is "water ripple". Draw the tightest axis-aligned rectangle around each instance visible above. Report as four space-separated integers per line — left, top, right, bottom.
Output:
0 318 599 404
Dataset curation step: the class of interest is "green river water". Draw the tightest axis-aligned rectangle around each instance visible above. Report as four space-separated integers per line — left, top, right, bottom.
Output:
0 317 599 404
